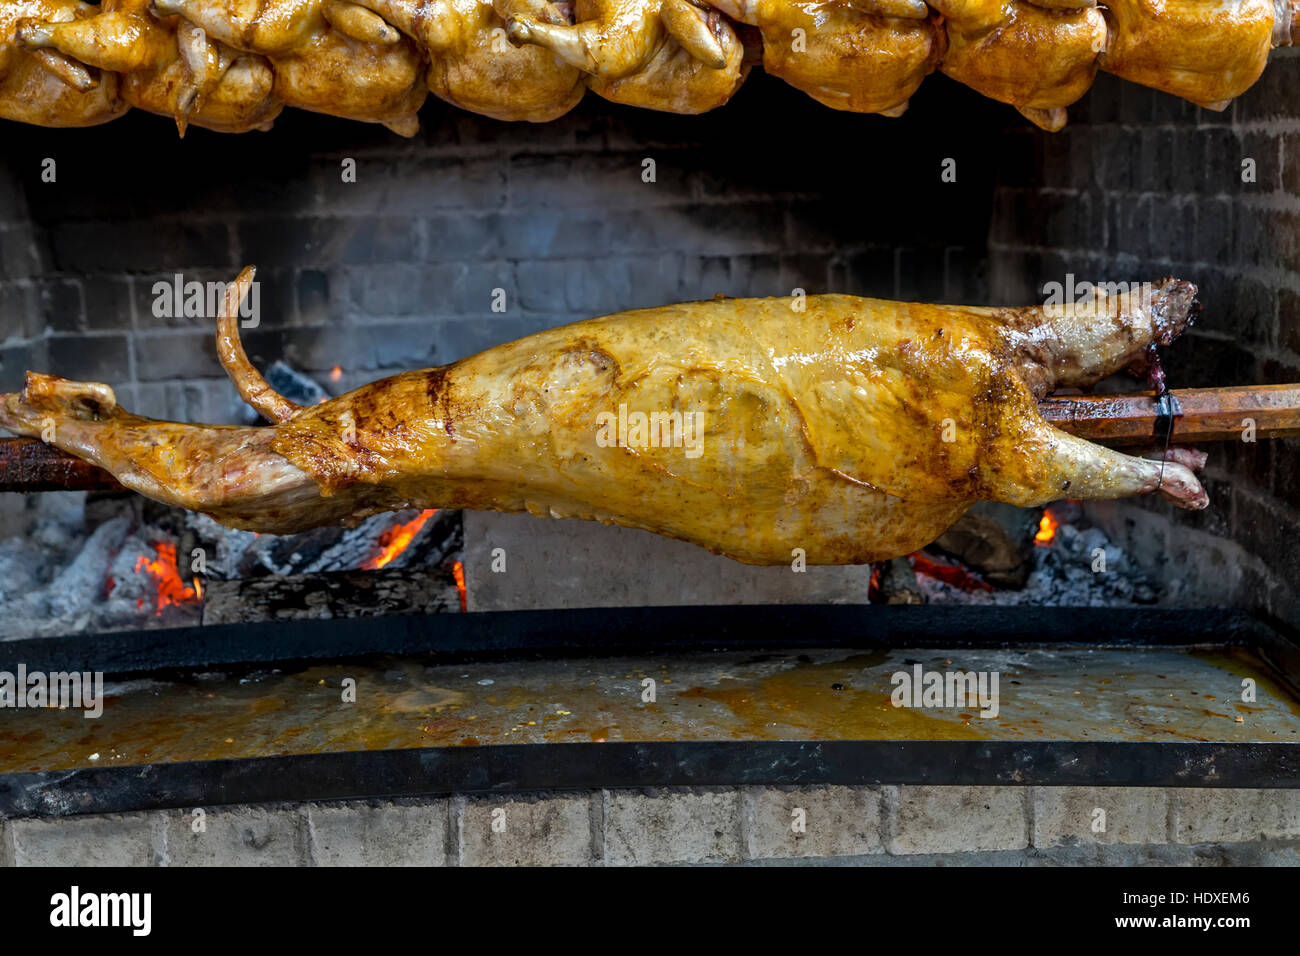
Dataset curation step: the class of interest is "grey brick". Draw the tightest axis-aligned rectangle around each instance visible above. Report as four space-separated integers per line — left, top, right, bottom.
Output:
0 224 42 280
37 277 84 333
1238 131 1280 192
47 334 128 384
1173 789 1300 844
425 213 504 261
306 800 449 866
81 276 135 332
11 813 160 866
745 786 883 861
1032 788 1170 848
0 339 48 391
511 151 690 207
460 793 594 866
132 331 224 382
0 279 40 341
516 257 632 316
1192 199 1232 264
50 221 231 273
605 789 742 865
889 786 1028 855
237 217 376 269
310 156 506 214
133 269 294 330
347 262 468 317
460 510 873 611
165 806 307 866
428 315 556 363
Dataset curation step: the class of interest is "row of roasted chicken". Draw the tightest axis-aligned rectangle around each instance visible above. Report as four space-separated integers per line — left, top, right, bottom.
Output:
0 0 1292 135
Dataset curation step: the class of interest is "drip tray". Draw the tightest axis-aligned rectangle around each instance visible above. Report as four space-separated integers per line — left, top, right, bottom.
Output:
1 606 1299 816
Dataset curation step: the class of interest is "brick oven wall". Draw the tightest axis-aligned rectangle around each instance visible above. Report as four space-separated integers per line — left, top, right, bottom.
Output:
0 71 1002 421
988 51 1300 626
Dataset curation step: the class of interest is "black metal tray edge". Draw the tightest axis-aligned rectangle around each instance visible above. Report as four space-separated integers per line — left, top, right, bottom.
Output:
3 740 1299 819
0 605 1281 677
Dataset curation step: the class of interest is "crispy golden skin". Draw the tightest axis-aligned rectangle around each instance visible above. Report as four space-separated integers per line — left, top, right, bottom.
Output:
501 0 748 113
150 0 426 133
1 270 1208 565
13 0 280 132
1099 0 1275 110
713 0 939 116
935 0 1104 131
356 0 587 121
0 0 128 127
1 0 1294 130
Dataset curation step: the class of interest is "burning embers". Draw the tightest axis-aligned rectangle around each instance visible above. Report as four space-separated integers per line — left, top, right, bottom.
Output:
906 502 1159 606
0 491 465 639
361 509 438 570
132 541 202 616
1035 508 1061 546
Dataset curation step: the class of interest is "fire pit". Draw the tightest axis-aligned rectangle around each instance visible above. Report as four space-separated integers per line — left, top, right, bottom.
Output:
2 36 1300 868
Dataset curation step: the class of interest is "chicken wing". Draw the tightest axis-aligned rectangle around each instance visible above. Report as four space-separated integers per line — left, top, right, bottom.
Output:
0 270 1207 565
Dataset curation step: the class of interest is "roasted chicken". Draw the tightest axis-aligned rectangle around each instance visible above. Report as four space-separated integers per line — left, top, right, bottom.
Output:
934 0 1104 131
14 0 280 132
1 0 127 127
1 0 1295 131
0 269 1208 564
709 0 939 117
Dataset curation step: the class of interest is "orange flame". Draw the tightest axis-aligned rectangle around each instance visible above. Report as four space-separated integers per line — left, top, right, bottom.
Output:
330 365 343 382
362 510 437 570
1034 510 1059 546
452 560 467 612
908 551 994 592
134 542 201 616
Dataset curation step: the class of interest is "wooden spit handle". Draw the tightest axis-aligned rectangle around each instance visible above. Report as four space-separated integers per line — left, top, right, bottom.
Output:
1 383 1298 492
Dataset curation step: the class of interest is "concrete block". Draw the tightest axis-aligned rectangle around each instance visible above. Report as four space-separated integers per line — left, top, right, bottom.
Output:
11 813 160 866
462 511 871 611
306 801 449 866
605 789 742 865
164 806 307 866
745 786 883 860
889 786 1028 855
1031 787 1169 847
460 793 594 866
1173 789 1300 844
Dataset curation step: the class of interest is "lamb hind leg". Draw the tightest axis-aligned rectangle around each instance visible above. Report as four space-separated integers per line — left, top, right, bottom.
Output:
1012 431 1209 510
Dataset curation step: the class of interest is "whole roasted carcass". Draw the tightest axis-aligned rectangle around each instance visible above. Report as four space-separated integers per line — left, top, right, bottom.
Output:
0 0 1293 133
0 270 1208 564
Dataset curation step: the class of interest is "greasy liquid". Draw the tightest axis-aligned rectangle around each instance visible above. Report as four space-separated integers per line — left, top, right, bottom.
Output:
1 645 1297 773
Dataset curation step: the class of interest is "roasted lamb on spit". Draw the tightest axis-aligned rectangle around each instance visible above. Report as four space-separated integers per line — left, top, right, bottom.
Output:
0 269 1208 565
0 0 1292 133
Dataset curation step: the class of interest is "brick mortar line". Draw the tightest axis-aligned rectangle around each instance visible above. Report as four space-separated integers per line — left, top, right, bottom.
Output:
450 794 465 867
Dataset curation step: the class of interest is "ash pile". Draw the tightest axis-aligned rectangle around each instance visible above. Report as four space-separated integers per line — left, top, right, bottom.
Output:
888 501 1160 606
0 490 463 641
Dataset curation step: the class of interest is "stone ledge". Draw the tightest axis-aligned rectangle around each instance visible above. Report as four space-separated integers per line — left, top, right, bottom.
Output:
5 787 1300 866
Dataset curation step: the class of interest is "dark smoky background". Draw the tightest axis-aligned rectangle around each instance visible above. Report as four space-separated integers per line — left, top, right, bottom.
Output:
0 69 1002 418
0 59 1297 622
